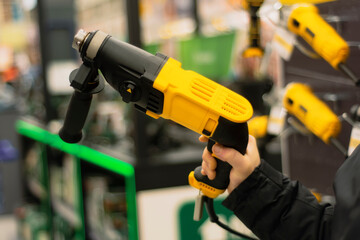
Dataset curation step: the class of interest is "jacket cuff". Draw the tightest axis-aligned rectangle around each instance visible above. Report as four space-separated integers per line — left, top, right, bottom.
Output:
222 159 284 211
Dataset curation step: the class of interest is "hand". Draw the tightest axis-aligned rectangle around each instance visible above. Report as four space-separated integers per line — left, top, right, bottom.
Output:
199 135 261 193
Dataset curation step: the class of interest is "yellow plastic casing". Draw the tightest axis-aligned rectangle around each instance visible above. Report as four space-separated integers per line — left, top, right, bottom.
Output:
242 47 264 58
248 115 268 139
287 4 349 69
283 82 341 144
188 172 225 198
241 0 249 10
148 57 253 138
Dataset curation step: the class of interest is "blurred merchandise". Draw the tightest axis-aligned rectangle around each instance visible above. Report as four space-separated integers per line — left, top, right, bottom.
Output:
53 215 76 239
85 177 128 239
348 125 360 156
140 0 195 44
0 139 18 162
0 22 28 50
16 205 50 240
50 153 78 208
84 101 129 147
248 115 269 139
75 0 128 41
198 0 248 34
16 120 138 239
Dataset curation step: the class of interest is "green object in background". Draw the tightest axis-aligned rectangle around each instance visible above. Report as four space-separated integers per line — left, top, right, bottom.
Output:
178 198 255 240
178 32 236 81
19 206 50 240
144 43 160 55
16 120 139 240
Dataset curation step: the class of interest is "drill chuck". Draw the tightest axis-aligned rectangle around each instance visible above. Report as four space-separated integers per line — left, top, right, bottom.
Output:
72 29 89 52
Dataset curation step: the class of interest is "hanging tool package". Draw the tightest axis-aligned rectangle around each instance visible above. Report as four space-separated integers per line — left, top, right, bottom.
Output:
59 29 256 238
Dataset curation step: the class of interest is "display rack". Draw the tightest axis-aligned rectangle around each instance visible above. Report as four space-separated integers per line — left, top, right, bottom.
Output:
16 119 138 240
282 0 360 196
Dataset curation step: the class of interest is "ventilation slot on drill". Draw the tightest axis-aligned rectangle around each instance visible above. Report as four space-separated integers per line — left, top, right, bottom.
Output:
221 94 247 117
146 91 163 114
191 78 216 102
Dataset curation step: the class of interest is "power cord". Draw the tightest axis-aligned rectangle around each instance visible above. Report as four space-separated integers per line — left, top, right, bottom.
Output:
203 196 258 240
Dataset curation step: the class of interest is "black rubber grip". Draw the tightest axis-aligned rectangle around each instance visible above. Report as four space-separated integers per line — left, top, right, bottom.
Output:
194 140 232 189
59 91 93 143
194 118 249 191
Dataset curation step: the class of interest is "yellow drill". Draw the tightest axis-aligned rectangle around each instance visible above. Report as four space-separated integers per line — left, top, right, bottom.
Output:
59 29 253 198
283 3 360 86
242 0 265 58
283 82 347 156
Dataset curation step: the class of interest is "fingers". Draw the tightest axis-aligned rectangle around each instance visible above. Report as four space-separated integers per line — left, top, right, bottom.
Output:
245 135 261 165
199 135 215 179
201 147 216 180
198 135 208 143
199 134 261 194
247 135 258 155
212 135 260 168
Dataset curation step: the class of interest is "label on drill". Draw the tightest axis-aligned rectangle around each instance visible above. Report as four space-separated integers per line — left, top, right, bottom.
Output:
348 125 360 156
272 27 296 61
267 104 286 136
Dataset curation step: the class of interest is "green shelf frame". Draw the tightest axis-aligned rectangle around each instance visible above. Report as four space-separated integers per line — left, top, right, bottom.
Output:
16 120 139 240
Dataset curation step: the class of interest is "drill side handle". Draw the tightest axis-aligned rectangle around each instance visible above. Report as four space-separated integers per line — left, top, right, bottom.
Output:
59 64 105 143
59 91 93 143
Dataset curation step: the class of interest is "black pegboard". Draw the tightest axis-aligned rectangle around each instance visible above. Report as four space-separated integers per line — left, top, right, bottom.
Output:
282 0 360 195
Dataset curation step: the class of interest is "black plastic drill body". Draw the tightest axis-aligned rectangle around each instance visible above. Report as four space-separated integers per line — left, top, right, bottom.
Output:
80 34 168 114
60 31 170 143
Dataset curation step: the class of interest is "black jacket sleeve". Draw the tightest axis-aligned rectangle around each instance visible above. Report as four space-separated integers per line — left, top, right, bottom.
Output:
222 160 333 240
331 145 360 240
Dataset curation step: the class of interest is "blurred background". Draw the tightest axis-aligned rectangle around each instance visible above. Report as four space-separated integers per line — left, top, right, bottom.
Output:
0 0 360 239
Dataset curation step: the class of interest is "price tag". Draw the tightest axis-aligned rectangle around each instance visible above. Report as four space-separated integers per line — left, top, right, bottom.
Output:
267 104 286 136
272 27 296 61
348 125 360 156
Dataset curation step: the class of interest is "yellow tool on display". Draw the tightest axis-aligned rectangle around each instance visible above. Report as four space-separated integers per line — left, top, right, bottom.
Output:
242 0 265 58
58 29 255 237
248 115 269 139
282 3 360 86
283 82 347 156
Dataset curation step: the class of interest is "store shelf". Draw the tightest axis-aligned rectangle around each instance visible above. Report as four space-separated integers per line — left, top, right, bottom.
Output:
52 198 82 228
16 119 139 240
27 178 47 200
